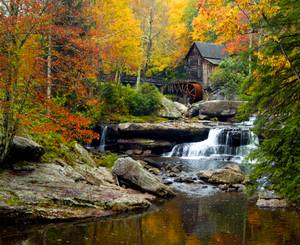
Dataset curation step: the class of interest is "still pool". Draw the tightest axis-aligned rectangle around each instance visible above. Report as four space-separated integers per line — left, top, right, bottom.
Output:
1 192 300 245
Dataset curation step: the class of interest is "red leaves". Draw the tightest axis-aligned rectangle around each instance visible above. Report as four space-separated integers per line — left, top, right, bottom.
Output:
31 95 99 143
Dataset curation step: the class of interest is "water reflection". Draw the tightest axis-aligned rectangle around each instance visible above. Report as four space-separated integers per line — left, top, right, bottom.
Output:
1 192 300 245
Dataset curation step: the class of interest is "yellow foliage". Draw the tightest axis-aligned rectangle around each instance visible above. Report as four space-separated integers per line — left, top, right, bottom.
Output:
192 0 279 44
91 0 143 74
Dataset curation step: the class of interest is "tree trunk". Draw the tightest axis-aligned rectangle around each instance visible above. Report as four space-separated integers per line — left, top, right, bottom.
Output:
136 67 141 88
248 32 253 76
46 34 52 99
142 5 154 77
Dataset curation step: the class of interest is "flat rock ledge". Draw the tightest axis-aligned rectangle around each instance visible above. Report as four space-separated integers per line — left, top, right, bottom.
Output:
0 161 155 224
118 122 210 142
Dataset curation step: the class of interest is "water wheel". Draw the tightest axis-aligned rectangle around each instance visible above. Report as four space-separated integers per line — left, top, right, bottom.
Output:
163 80 203 103
183 82 203 103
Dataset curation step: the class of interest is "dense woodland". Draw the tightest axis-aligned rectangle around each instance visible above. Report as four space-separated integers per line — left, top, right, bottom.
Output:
0 0 299 204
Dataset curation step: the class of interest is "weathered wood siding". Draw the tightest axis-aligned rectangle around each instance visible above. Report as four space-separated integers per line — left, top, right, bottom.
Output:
202 60 217 85
185 43 219 86
186 45 202 80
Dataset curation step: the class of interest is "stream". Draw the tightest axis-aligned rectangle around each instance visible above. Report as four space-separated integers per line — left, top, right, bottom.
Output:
1 193 300 244
1 118 300 244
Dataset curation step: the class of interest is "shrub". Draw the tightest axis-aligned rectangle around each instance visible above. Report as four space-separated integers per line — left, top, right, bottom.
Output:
99 82 162 119
98 153 119 168
126 83 162 116
210 56 248 99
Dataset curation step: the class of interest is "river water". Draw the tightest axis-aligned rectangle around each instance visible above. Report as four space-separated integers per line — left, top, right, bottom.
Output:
1 193 300 245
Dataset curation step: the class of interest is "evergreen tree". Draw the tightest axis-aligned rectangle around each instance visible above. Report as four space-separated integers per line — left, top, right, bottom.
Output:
243 0 300 203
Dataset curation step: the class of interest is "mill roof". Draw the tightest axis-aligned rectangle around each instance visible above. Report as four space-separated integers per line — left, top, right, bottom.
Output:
194 42 226 59
186 42 227 64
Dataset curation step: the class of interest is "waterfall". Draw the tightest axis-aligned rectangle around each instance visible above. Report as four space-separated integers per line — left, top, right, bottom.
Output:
165 119 258 164
98 126 108 153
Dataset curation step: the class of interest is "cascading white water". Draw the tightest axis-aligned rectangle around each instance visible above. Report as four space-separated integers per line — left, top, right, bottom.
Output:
165 119 259 164
98 126 108 152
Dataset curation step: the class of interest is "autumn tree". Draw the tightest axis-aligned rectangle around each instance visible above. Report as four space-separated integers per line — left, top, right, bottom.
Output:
45 0 99 105
91 0 142 82
130 0 191 77
0 0 98 163
0 0 52 163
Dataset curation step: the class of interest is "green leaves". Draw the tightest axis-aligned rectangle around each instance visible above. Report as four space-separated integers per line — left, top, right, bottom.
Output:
240 0 300 203
210 56 248 99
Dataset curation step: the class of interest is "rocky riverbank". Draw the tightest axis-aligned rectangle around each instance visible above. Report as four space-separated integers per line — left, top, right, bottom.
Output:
0 138 173 224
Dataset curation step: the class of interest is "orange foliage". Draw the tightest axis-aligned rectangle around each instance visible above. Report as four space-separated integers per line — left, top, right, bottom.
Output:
31 95 99 143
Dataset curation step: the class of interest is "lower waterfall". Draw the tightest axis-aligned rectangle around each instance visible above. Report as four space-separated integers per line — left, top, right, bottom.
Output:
165 119 258 164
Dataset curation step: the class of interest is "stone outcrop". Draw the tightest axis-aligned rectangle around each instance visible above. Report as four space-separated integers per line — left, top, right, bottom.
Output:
10 136 45 162
112 157 175 197
186 100 245 121
118 122 210 143
256 190 288 208
0 159 155 223
74 143 96 165
197 164 245 184
159 97 187 119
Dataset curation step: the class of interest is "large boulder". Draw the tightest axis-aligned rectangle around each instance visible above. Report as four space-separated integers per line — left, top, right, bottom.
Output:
112 157 175 197
187 100 245 121
197 164 245 184
159 97 187 119
11 136 45 162
118 122 210 143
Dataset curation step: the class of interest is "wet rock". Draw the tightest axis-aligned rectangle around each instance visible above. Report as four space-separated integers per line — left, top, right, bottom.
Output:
166 172 179 178
159 97 187 119
112 157 175 198
256 190 288 208
227 187 237 192
223 163 241 173
10 136 45 162
198 100 245 121
171 166 181 173
197 170 214 181
162 178 173 185
187 100 245 121
174 175 194 184
256 198 288 208
258 190 280 200
219 184 229 191
197 167 245 185
232 184 245 192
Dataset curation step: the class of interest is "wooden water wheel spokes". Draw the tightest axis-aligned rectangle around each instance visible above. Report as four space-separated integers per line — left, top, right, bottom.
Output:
163 80 203 103
183 82 203 103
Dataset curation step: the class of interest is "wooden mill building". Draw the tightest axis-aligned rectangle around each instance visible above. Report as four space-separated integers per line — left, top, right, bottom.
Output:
185 42 226 86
